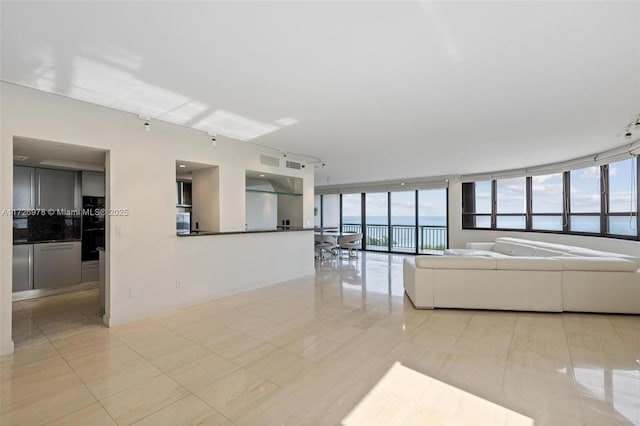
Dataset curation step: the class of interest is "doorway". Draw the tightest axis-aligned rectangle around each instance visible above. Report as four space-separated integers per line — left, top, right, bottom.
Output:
10 137 110 348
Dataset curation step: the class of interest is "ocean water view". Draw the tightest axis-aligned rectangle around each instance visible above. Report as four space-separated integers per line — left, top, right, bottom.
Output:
343 216 447 227
342 215 635 236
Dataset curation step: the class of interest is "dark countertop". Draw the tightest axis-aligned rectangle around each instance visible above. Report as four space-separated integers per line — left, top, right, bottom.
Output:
13 239 82 245
178 228 314 237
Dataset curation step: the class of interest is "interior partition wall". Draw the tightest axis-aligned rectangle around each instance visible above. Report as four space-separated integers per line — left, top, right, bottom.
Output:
317 186 449 255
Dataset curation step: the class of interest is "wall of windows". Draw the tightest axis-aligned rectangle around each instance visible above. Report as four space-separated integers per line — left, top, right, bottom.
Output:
316 188 448 254
462 157 639 240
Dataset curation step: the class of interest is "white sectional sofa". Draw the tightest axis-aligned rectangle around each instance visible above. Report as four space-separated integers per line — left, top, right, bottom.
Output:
403 237 640 314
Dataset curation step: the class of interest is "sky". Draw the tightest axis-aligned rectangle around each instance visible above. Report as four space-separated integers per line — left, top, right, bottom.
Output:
473 157 637 214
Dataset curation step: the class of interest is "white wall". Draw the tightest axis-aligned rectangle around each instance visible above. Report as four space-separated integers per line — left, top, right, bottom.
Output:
192 166 220 232
447 176 640 258
0 83 315 355
246 192 278 230
277 194 303 228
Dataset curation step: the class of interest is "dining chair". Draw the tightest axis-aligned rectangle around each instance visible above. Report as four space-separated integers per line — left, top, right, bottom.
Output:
338 233 363 258
315 235 338 260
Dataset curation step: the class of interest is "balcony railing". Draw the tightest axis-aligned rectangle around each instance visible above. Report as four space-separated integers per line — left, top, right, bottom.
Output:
342 223 447 253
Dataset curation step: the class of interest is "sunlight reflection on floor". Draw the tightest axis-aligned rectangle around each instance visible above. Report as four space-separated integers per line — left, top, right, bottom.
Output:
342 362 533 426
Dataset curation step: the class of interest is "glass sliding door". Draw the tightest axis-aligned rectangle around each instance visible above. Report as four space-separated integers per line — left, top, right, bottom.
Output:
390 191 416 252
418 189 447 253
365 192 389 251
341 193 362 234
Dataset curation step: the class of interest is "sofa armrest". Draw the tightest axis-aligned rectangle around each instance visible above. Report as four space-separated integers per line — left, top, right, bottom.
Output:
466 242 495 251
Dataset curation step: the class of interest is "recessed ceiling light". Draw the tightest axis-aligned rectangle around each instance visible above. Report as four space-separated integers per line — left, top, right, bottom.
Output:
259 174 265 177
178 164 186 168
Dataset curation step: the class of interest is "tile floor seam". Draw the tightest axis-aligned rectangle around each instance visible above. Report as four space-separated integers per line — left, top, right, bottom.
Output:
30 303 119 426
187 391 237 425
609 315 639 360
125 391 197 426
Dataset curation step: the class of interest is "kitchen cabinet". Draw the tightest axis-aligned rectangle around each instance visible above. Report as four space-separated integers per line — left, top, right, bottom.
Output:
12 244 33 292
13 166 35 210
81 260 100 282
82 171 105 197
14 166 78 211
36 168 77 211
34 241 81 288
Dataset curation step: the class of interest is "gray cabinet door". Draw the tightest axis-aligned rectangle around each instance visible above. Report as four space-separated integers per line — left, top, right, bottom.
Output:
13 244 34 292
34 242 81 288
13 167 35 210
36 169 76 211
82 172 105 197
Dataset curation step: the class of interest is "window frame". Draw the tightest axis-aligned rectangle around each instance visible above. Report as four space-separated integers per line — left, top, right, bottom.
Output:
461 157 640 241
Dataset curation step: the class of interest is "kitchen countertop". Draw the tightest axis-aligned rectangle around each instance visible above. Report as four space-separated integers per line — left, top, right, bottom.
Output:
177 228 314 237
13 239 82 245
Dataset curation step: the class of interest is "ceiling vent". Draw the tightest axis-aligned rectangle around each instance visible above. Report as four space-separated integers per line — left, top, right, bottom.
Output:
13 155 29 161
260 154 280 168
286 160 302 170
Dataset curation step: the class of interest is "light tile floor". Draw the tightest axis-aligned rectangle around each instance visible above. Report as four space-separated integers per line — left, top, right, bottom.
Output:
1 252 639 425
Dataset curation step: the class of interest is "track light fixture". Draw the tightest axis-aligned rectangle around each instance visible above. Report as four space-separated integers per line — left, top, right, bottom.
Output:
208 132 217 146
618 114 640 140
138 115 151 132
625 128 633 140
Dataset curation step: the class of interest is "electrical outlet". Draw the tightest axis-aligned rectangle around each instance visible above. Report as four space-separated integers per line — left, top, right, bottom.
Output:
176 280 183 289
129 286 138 297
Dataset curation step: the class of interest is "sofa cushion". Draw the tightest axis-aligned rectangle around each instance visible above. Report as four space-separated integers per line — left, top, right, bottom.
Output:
496 257 563 271
493 241 514 255
465 242 496 251
444 248 476 256
510 244 537 256
496 237 639 265
533 248 567 257
557 257 638 272
415 255 496 270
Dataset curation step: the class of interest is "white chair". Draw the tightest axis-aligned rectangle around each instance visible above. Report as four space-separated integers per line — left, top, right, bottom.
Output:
338 233 363 258
315 235 338 260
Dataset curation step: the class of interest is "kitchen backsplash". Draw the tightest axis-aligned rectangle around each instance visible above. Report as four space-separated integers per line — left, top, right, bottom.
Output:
13 214 81 243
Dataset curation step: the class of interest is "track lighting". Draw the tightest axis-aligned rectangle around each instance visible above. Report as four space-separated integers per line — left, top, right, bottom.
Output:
138 115 151 132
620 114 640 139
625 128 633 140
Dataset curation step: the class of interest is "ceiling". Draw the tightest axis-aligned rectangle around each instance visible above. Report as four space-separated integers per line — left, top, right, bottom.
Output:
1 1 639 186
13 137 106 171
